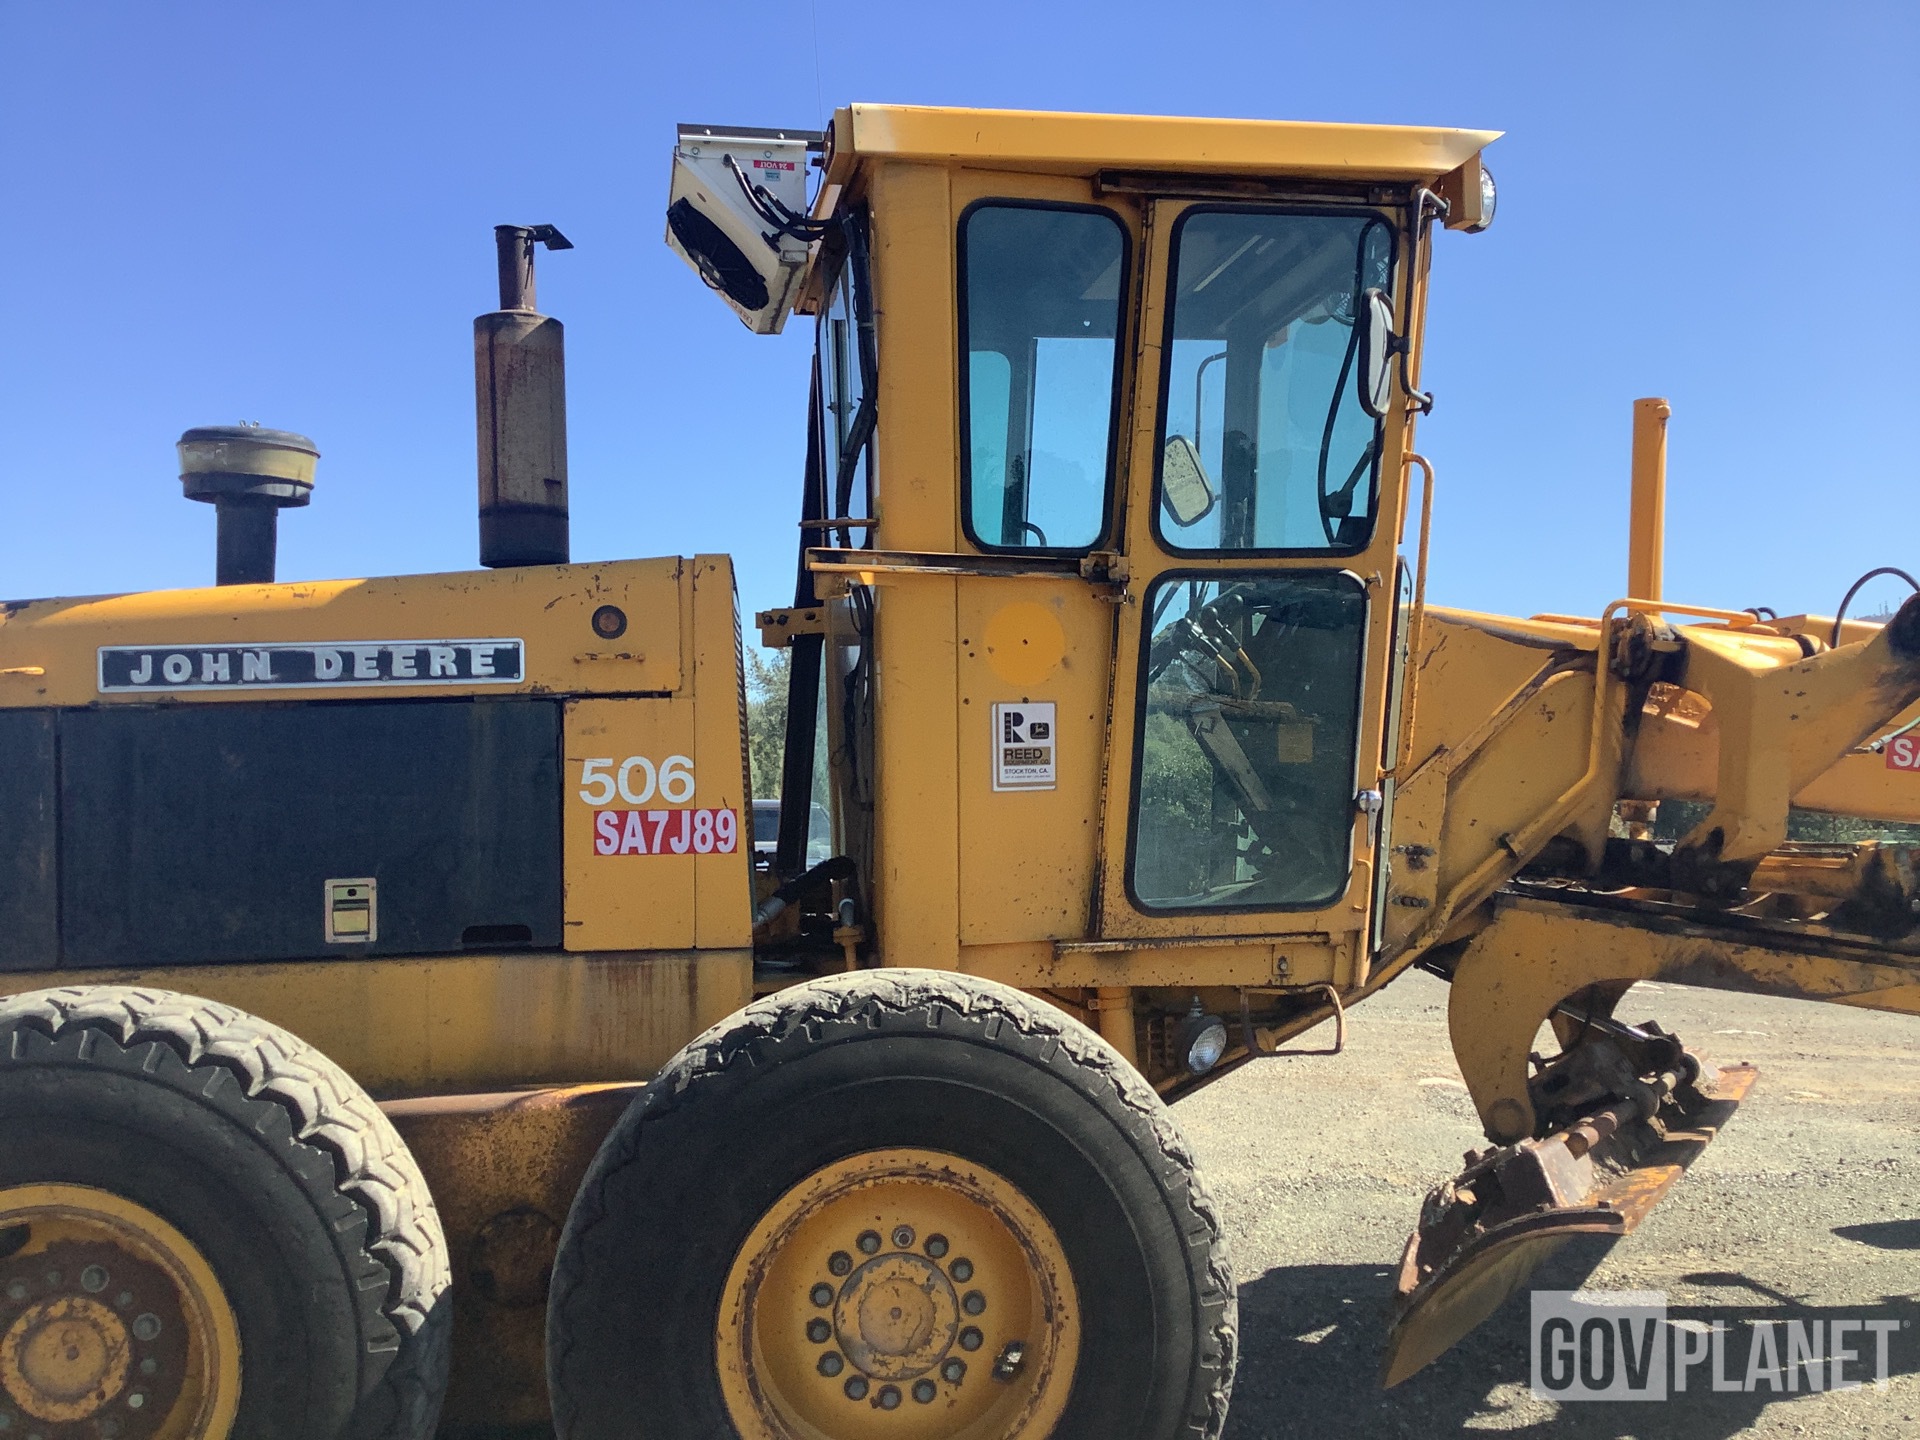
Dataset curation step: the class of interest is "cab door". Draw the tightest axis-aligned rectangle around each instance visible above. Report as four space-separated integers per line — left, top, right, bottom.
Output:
1093 196 1418 977
948 175 1143 950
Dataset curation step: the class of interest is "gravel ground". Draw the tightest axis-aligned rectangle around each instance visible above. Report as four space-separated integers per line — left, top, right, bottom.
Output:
1177 969 1920 1438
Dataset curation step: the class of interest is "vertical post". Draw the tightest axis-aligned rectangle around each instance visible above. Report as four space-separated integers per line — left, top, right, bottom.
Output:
1623 399 1670 841
1095 987 1139 1066
1628 397 1670 603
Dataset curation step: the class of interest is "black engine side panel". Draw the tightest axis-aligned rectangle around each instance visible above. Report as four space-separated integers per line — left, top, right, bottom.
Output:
0 710 59 971
0 698 561 971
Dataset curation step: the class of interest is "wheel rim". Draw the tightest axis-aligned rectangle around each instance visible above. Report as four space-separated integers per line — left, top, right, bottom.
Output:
0 1185 241 1440
718 1149 1079 1440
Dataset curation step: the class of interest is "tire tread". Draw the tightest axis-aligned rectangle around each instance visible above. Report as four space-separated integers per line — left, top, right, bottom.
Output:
0 985 451 1439
549 969 1236 1440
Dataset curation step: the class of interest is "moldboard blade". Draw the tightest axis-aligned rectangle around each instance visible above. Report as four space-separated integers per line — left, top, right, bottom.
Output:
1381 1062 1757 1387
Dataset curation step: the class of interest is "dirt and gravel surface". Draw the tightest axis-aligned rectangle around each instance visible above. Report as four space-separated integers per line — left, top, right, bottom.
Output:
1177 969 1920 1438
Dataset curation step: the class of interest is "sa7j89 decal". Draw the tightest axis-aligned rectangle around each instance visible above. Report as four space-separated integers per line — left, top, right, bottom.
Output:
577 754 734 857
594 808 738 856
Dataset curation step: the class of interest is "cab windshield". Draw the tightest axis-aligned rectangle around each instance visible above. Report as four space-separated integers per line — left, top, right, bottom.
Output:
1154 209 1395 554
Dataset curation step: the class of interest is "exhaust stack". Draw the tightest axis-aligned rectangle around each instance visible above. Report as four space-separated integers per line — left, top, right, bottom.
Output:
476 224 573 568
177 424 319 585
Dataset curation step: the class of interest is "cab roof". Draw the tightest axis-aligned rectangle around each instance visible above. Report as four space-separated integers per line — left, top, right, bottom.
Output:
825 103 1499 186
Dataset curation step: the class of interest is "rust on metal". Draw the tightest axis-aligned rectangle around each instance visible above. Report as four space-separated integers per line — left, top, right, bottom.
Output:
382 1083 642 1429
1381 1061 1756 1387
0 1237 187 1433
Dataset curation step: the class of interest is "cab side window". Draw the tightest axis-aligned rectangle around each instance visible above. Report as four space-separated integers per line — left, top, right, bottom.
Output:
818 228 875 532
959 204 1127 552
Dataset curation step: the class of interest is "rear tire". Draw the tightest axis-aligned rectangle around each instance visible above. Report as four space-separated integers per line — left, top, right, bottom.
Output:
0 986 452 1439
547 969 1236 1440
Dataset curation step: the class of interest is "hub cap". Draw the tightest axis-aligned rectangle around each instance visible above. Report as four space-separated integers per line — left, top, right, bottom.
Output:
0 1186 240 1439
719 1149 1079 1440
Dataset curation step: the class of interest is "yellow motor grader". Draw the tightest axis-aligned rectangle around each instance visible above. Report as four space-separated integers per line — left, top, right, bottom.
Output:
3 103 1919 1439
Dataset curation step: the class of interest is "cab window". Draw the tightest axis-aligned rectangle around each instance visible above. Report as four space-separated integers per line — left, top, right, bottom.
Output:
818 226 875 532
959 203 1127 552
1131 571 1367 911
1155 210 1394 554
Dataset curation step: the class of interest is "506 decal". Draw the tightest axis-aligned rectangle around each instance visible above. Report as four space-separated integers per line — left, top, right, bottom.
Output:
577 754 695 806
594 808 737 856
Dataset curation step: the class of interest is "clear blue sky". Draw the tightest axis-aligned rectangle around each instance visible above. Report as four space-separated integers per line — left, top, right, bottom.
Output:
3 2 1915 627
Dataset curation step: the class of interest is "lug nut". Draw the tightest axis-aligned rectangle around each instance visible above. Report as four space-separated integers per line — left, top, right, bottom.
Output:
912 1379 936 1403
925 1234 949 1259
950 1258 973 1282
115 1291 133 1307
817 1352 844 1377
126 1392 146 1410
891 1225 915 1249
962 1290 986 1316
43 1271 60 1288
843 1377 869 1401
942 1358 967 1383
959 1326 983 1351
4 1282 25 1301
810 1284 835 1308
992 1341 1028 1383
807 1318 831 1343
857 1230 881 1255
877 1385 901 1410
139 1358 157 1376
132 1314 162 1342
79 1266 109 1293
828 1250 852 1277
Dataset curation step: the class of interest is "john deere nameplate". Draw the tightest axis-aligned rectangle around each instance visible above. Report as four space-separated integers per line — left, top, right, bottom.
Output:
98 639 525 692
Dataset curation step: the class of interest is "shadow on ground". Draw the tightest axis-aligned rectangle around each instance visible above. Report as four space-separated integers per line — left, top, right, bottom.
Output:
1224 1244 1920 1439
439 1241 1918 1438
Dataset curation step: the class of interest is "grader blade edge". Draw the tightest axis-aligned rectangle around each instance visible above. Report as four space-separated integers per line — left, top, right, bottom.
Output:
1381 1061 1757 1387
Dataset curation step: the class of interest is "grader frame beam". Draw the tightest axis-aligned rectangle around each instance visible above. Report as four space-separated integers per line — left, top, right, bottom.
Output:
1449 889 1920 1147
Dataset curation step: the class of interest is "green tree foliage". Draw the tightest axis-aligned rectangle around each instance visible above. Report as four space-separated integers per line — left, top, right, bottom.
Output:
1135 711 1216 898
746 646 789 800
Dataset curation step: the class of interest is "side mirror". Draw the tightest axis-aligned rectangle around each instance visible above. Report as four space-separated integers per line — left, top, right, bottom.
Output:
1160 435 1217 527
1357 287 1397 419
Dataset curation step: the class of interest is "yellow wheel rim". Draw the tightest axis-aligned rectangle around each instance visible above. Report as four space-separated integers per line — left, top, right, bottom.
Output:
718 1149 1079 1440
0 1185 241 1439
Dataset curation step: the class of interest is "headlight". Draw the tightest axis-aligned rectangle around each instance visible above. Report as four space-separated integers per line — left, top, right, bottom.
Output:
1463 164 1497 234
1177 1006 1230 1075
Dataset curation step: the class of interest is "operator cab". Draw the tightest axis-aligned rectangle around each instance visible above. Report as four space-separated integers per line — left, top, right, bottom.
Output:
674 106 1496 1023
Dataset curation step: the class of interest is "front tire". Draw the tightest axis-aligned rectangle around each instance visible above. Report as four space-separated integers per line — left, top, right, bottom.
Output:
547 969 1236 1440
0 986 452 1439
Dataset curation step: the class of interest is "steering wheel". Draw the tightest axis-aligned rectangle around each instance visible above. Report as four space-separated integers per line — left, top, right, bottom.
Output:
1015 519 1049 546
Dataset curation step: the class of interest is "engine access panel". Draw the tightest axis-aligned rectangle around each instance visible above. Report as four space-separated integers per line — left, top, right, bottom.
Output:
0 555 753 971
0 699 561 970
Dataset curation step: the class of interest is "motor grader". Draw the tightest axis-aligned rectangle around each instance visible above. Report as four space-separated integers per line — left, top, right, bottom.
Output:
3 102 1918 1439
